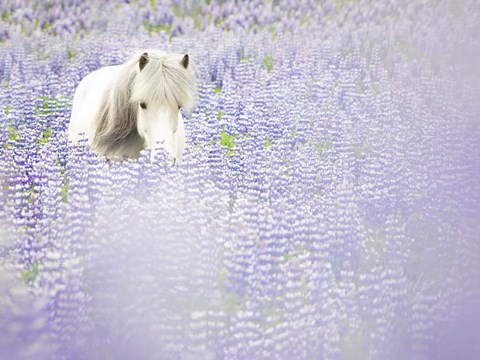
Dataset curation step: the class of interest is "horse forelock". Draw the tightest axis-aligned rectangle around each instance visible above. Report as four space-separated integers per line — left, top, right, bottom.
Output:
130 52 197 111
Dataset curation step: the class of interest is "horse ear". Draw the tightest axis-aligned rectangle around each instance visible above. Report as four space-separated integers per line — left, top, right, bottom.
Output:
181 54 189 69
139 52 148 71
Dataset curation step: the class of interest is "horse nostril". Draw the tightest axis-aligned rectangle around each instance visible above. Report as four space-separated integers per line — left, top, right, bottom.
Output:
140 102 147 109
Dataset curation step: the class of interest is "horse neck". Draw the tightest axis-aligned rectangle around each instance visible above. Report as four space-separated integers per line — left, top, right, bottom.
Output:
93 65 140 155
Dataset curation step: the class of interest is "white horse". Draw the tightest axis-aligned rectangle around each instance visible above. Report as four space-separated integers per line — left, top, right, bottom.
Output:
68 50 197 163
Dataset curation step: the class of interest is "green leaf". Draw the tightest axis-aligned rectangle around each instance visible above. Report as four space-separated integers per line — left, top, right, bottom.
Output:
283 252 294 262
143 19 172 34
214 17 224 27
239 48 248 61
353 143 372 158
222 291 239 315
314 190 323 197
314 136 332 154
172 5 181 17
41 21 52 32
38 126 52 145
1 12 12 21
61 167 69 203
263 55 273 72
220 131 235 150
36 96 56 116
265 137 272 148
3 126 16 148
21 262 40 284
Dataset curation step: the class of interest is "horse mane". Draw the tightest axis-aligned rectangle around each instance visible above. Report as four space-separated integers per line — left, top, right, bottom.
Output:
92 50 197 159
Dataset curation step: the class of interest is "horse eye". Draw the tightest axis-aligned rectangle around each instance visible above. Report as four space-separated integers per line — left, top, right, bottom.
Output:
140 102 147 109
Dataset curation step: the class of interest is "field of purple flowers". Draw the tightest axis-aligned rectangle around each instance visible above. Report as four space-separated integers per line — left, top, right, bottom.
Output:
0 0 479 359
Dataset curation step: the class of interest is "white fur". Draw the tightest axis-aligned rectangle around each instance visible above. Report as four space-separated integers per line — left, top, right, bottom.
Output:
68 49 196 163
